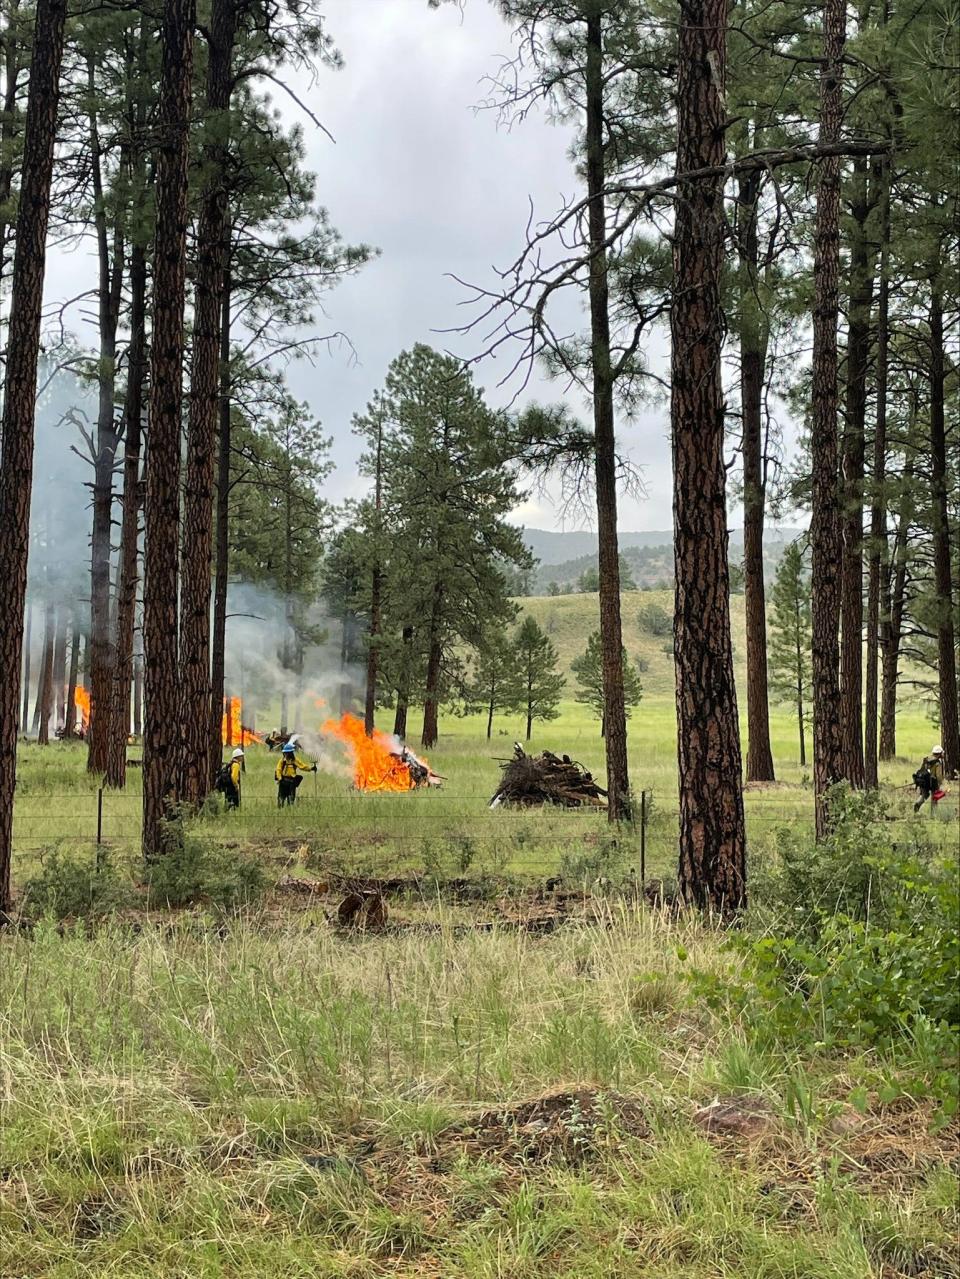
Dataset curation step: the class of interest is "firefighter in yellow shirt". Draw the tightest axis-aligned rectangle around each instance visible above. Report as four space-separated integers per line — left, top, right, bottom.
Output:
276 741 316 806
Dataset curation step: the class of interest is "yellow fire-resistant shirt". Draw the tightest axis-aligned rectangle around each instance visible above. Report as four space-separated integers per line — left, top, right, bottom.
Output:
275 753 313 781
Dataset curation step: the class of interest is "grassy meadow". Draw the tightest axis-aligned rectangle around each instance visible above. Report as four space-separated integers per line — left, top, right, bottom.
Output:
2 592 958 1277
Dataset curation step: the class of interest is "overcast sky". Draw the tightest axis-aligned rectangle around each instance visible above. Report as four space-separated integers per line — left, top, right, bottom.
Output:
42 0 700 534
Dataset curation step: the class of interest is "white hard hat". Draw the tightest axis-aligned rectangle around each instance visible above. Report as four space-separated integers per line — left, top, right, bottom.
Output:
931 744 944 756
231 748 245 759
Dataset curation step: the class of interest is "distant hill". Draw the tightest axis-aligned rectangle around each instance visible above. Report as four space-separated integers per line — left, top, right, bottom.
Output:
517 589 747 700
522 526 803 565
521 527 803 593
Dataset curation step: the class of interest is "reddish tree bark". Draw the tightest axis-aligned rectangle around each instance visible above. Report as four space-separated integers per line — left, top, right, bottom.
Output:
0 0 68 913
142 0 195 860
672 0 746 910
810 0 846 838
180 0 237 806
738 168 775 783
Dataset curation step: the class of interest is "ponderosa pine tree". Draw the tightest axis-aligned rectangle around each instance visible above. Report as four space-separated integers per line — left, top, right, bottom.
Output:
769 542 813 765
511 617 564 742
467 626 517 740
809 0 847 838
142 0 195 861
572 630 642 737
179 0 239 806
378 345 530 749
0 0 68 914
672 0 746 910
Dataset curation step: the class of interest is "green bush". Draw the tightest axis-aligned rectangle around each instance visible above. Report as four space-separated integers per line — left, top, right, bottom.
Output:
143 838 266 911
637 601 672 637
688 797 960 1112
751 784 941 933
22 848 133 920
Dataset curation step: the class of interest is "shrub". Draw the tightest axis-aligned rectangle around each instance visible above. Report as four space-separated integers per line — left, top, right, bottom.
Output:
688 797 960 1111
752 785 941 933
637 601 672 637
143 838 266 911
22 847 133 919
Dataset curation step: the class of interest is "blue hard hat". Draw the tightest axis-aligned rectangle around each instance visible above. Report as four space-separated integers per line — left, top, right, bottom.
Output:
282 742 295 753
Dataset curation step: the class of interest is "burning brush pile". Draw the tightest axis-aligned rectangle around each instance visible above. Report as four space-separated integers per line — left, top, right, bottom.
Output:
322 713 444 792
489 743 607 809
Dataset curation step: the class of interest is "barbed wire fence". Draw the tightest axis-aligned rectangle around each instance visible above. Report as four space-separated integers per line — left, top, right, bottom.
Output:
11 785 958 889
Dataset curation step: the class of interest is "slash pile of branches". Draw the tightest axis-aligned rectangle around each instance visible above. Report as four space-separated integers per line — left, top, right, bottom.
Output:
489 743 608 809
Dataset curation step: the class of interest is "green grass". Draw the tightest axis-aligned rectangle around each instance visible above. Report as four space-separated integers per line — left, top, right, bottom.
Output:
2 911 957 1276
10 688 954 889
3 650 957 1277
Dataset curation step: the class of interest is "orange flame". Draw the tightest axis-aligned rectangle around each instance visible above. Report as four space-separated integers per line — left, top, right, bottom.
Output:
321 712 419 792
74 685 90 730
221 696 262 747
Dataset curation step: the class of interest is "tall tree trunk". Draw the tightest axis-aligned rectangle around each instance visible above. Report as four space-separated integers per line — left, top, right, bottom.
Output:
20 603 32 735
839 158 875 789
52 601 67 729
421 585 444 749
209 270 232 785
105 238 147 788
585 13 630 822
879 453 912 760
738 167 775 783
928 281 960 774
37 603 54 744
0 0 67 914
671 0 746 911
486 692 494 740
0 0 25 298
85 66 125 776
133 640 143 737
393 625 413 740
65 615 81 739
864 155 890 788
142 0 195 861
364 414 385 737
180 0 237 806
795 598 807 768
810 0 846 838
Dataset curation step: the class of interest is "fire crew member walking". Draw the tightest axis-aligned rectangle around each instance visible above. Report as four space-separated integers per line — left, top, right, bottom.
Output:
276 741 316 806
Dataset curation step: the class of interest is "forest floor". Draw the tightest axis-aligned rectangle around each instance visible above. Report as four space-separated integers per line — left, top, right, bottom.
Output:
2 702 958 1277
